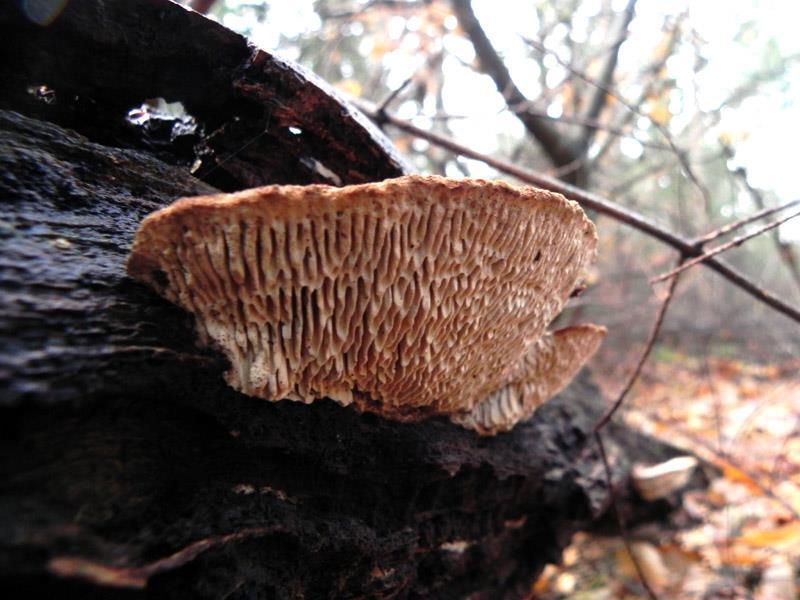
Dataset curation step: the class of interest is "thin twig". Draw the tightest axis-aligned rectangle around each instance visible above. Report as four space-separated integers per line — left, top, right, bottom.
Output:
429 105 671 150
524 36 713 209
375 76 414 124
589 252 680 600
730 164 800 295
576 0 638 151
450 0 579 174
201 108 273 179
692 198 800 247
549 153 589 179
506 103 671 150
594 431 660 599
352 98 800 324
594 256 683 432
609 159 678 196
589 13 685 169
48 526 283 589
651 209 800 284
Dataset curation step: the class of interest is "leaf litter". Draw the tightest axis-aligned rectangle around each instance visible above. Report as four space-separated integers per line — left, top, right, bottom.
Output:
530 356 800 599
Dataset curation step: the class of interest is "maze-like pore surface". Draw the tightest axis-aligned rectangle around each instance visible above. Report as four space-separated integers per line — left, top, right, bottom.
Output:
127 175 599 426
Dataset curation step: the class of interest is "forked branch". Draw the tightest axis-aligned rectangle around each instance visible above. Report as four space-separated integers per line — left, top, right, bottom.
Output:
691 198 800 247
652 209 800 284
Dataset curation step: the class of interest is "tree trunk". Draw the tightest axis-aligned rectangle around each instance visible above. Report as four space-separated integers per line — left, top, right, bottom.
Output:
0 2 702 597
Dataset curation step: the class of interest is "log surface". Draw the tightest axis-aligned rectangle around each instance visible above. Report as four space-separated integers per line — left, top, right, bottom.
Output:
0 1 702 596
0 109 695 599
0 0 410 190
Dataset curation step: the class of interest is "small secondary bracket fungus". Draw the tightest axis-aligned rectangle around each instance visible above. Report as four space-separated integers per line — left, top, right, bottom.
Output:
127 175 605 434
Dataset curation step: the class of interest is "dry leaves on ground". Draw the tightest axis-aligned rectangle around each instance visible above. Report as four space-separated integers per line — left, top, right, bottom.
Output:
531 356 800 599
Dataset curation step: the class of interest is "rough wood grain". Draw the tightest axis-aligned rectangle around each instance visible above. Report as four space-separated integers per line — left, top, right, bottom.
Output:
0 110 221 407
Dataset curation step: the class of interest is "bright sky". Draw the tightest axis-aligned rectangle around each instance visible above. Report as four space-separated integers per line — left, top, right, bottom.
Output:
682 1 800 202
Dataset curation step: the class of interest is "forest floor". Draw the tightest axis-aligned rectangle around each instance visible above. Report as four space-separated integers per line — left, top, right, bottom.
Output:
532 354 800 599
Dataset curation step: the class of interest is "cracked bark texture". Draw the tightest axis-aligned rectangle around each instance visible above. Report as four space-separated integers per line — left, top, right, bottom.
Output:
0 1 703 597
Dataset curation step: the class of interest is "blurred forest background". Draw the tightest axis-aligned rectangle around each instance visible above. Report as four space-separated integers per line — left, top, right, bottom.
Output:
187 1 800 597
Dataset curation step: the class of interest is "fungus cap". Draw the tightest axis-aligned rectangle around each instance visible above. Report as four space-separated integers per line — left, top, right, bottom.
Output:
450 324 606 435
632 456 699 501
127 175 603 433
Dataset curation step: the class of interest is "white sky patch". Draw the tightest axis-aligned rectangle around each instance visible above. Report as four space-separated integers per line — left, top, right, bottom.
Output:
440 56 526 157
471 0 542 99
442 32 475 63
504 56 543 99
384 50 425 89
387 15 406 40
568 0 604 46
618 0 800 239
472 0 539 44
224 0 320 50
546 101 563 119
456 157 497 179
723 89 800 242
689 0 800 241
619 137 644 160
441 55 502 113
724 90 800 197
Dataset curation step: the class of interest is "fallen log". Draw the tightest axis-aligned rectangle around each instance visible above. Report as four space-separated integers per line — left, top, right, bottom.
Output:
0 103 701 600
0 2 704 597
0 0 410 189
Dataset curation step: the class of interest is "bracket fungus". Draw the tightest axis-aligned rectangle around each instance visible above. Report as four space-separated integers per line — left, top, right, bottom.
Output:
127 175 605 434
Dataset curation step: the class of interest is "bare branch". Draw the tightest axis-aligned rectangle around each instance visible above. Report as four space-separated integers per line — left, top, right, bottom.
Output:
449 0 580 175
651 209 800 284
507 103 671 150
352 98 800 323
429 104 672 151
577 0 638 152
692 198 800 247
595 256 683 432
524 36 713 210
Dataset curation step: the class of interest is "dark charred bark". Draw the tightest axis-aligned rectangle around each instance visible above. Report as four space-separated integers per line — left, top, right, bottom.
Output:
0 0 410 190
0 1 703 597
